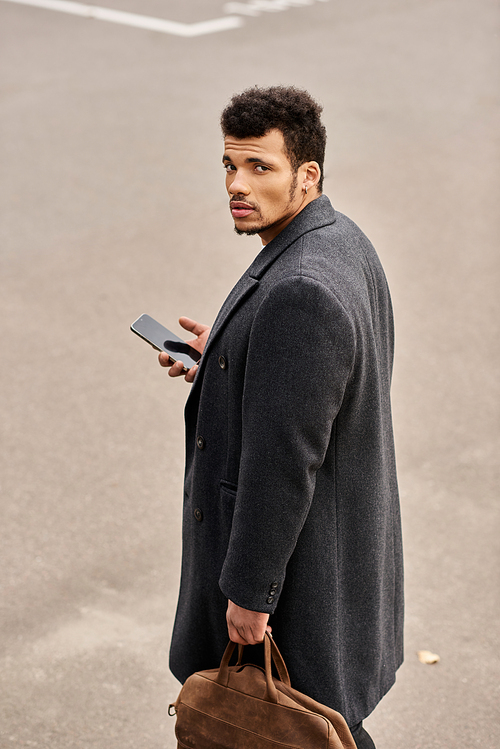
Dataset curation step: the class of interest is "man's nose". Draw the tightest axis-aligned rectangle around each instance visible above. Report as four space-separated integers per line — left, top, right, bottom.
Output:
228 170 250 195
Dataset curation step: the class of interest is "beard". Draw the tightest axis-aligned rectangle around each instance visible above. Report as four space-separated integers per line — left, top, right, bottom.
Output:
234 223 271 237
233 171 299 237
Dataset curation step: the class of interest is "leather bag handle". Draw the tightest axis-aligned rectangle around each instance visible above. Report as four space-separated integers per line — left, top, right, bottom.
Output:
216 632 291 703
264 632 291 686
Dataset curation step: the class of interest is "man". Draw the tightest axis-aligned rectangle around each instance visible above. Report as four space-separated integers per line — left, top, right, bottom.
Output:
160 86 404 749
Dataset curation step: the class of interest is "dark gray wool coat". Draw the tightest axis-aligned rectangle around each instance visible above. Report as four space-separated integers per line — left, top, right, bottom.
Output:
169 195 404 727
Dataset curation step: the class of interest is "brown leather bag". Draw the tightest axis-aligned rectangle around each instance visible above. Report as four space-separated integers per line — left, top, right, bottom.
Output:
169 632 357 748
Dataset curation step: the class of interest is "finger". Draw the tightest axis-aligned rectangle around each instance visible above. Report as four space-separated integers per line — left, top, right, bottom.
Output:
252 619 271 644
229 624 254 646
179 316 208 337
250 629 266 645
158 352 173 368
168 360 186 378
184 365 199 383
226 616 243 645
226 611 249 645
228 628 248 645
233 623 261 646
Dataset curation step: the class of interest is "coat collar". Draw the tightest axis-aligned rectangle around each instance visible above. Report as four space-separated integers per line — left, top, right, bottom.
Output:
188 195 336 394
247 194 336 280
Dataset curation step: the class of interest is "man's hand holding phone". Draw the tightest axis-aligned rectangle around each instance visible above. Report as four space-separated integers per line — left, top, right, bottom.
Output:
158 317 210 382
131 314 210 383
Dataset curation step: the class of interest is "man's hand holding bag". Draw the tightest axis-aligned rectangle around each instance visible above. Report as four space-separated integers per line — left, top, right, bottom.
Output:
169 632 357 749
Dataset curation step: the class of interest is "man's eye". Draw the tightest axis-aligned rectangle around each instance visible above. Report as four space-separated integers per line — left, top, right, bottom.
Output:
255 165 269 173
224 164 236 172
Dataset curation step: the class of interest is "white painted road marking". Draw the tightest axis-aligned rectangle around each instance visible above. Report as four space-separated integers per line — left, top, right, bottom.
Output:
224 0 328 16
0 0 244 36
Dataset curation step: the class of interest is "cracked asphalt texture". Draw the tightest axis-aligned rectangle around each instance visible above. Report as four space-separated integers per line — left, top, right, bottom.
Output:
1 1 499 746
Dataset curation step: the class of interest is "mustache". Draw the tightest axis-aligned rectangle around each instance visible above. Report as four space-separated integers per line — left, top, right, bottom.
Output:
230 195 259 210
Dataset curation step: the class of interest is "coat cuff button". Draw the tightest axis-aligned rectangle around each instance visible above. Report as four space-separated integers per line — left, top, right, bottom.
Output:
266 596 274 604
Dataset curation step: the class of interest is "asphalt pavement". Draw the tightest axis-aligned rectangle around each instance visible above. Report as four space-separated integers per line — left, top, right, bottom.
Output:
1 1 499 747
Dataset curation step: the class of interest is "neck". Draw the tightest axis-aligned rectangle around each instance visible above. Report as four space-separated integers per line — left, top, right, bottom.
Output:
258 191 320 245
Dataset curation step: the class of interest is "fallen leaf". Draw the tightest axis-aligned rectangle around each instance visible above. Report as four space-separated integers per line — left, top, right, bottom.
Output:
417 650 440 664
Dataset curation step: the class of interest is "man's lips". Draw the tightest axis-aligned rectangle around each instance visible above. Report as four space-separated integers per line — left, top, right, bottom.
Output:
230 201 255 218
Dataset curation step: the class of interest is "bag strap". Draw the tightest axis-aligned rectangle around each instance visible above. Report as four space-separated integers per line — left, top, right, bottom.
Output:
264 633 291 686
215 632 291 701
237 644 244 665
216 639 238 684
263 634 279 703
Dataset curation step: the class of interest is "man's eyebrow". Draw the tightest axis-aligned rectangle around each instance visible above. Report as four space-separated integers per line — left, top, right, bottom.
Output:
222 155 272 165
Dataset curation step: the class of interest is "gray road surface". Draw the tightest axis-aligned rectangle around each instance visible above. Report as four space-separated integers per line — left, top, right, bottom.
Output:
1 1 499 747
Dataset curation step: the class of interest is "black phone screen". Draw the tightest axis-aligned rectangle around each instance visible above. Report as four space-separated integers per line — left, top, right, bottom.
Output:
131 314 201 370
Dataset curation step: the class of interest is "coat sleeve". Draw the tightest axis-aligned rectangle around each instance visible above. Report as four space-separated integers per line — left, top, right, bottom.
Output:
218 274 356 613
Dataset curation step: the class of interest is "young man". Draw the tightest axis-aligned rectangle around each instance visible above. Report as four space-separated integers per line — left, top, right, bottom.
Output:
160 86 404 749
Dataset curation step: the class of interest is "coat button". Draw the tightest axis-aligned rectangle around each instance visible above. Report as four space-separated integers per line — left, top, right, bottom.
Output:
267 597 274 605
270 582 278 590
196 436 205 450
194 508 203 522
218 355 227 370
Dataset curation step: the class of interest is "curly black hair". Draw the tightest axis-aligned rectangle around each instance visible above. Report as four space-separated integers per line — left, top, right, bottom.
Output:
220 86 326 191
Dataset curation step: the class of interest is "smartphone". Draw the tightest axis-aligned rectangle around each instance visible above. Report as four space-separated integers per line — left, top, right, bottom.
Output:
131 314 201 370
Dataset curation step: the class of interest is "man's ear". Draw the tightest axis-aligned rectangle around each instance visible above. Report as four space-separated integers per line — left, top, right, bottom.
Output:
301 161 321 194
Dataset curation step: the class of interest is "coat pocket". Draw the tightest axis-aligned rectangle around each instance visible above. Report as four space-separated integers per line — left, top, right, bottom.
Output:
210 481 238 576
219 479 237 496
219 480 237 535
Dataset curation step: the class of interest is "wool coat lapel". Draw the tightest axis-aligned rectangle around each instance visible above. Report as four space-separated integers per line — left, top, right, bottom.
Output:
189 195 337 402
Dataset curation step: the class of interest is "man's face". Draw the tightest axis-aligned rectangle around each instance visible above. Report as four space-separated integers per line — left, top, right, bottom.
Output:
223 129 305 244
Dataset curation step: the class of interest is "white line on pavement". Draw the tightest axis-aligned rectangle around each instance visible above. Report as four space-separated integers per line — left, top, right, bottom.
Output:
224 0 329 16
0 0 244 36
